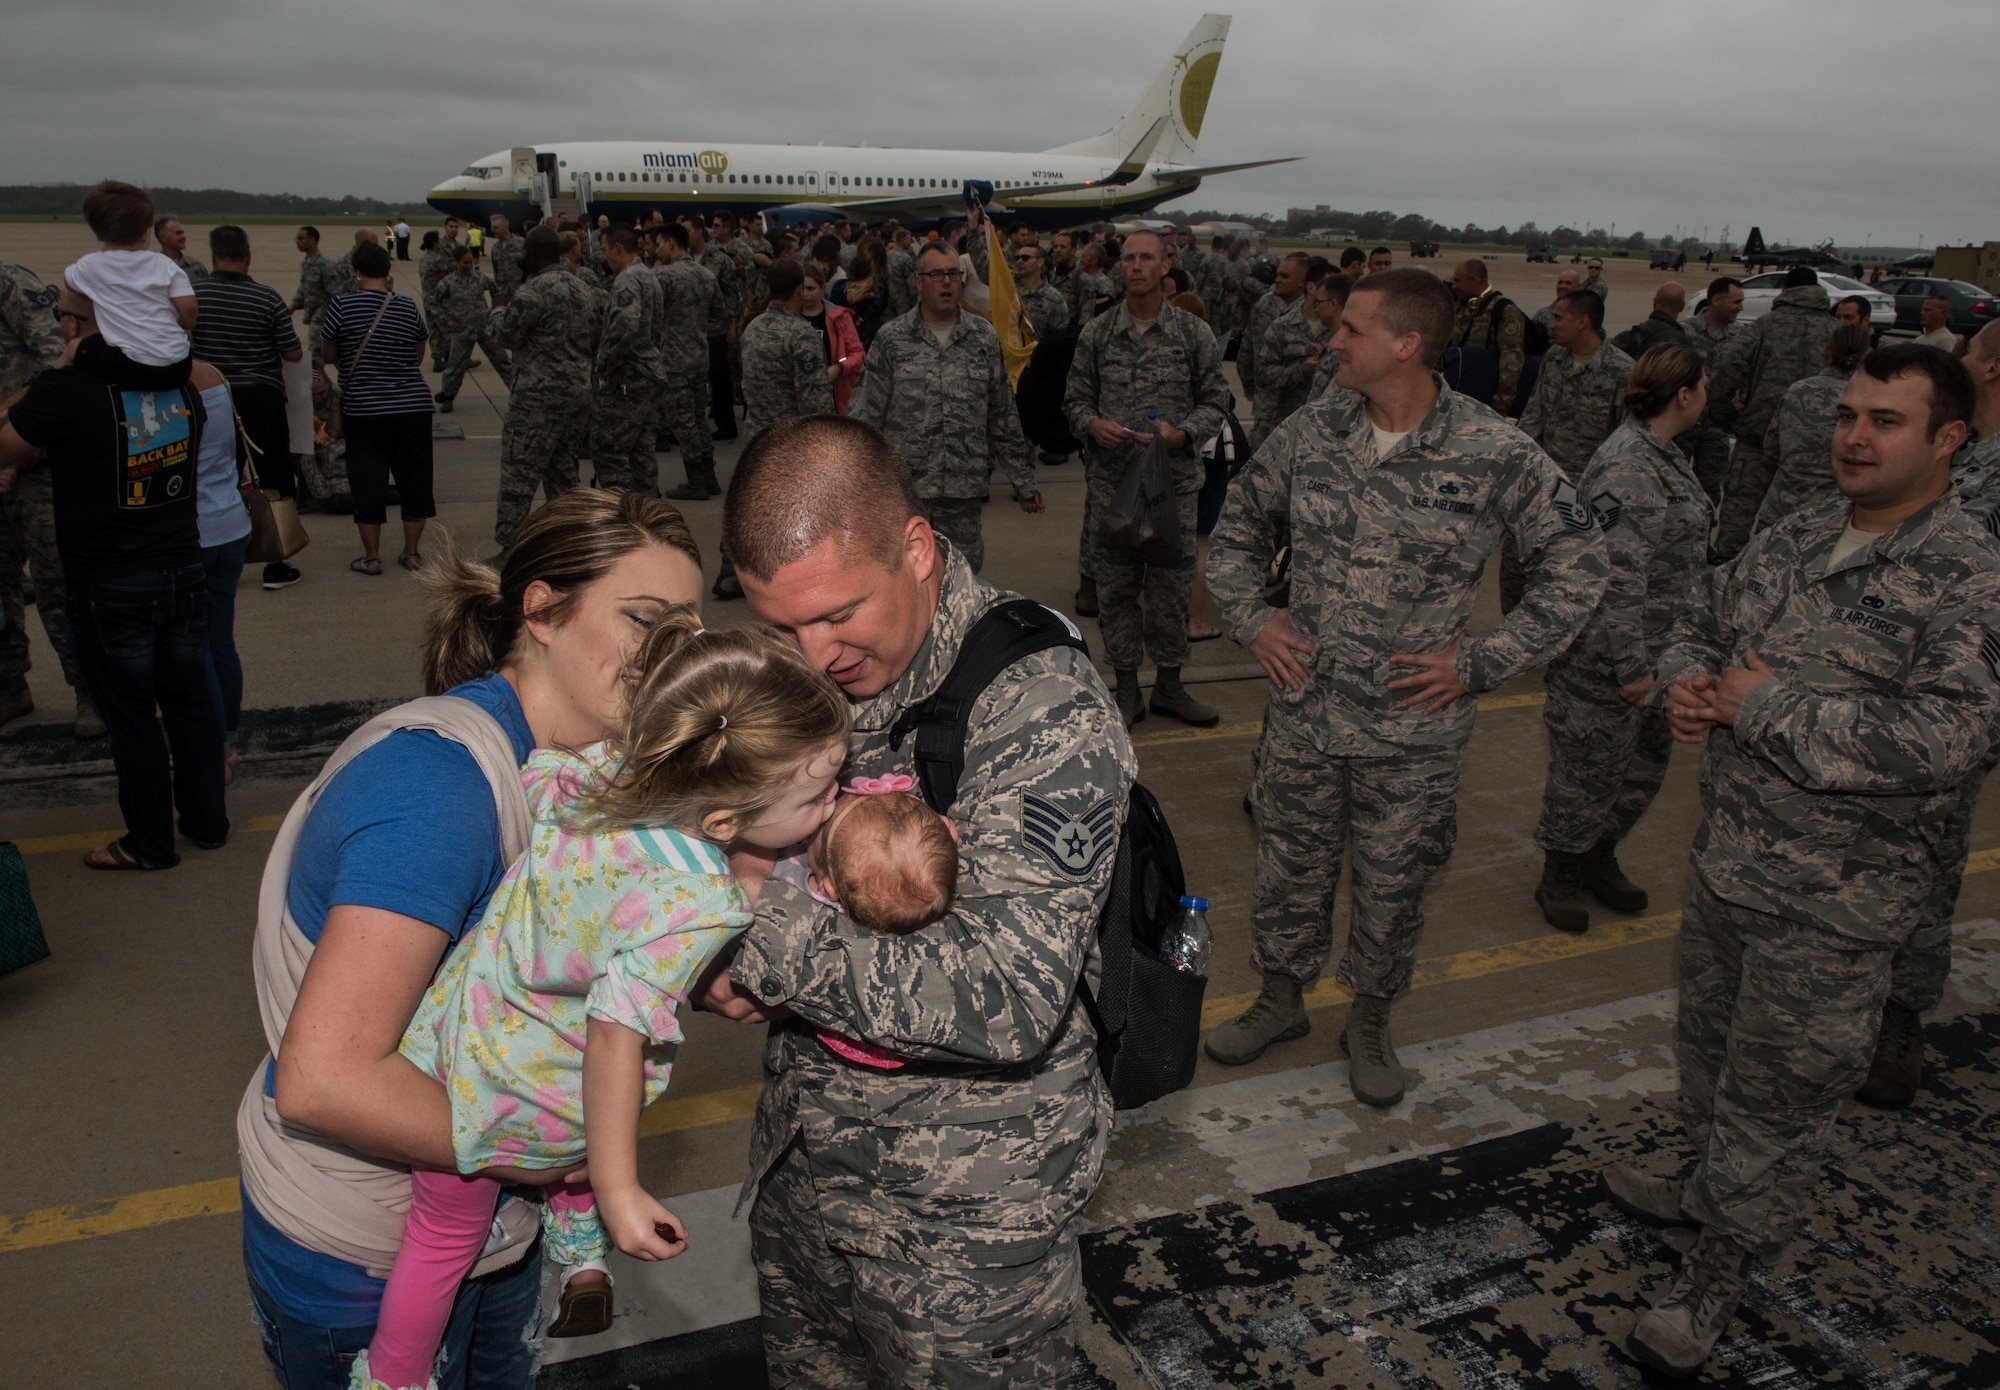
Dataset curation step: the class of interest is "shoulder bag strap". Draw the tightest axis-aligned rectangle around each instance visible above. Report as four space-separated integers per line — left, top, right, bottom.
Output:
347 290 395 378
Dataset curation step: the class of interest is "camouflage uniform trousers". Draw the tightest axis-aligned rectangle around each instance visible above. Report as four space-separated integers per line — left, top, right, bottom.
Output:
589 386 659 495
751 1141 1082 1389
1680 420 1733 506
495 399 588 550
1532 652 1672 855
658 369 715 485
1075 483 1100 583
1084 462 1197 671
0 468 79 689
1676 877 1896 1255
925 497 987 575
1250 720 1464 997
438 324 513 402
1712 437 1776 563
1888 760 1992 1013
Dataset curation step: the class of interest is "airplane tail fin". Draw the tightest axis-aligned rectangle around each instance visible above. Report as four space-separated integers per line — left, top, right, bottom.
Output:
1044 13 1231 168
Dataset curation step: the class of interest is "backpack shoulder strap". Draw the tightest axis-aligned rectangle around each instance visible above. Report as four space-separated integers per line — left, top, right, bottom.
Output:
888 598 1087 813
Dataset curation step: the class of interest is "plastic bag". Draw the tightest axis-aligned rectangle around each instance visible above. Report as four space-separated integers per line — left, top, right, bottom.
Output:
1099 434 1182 566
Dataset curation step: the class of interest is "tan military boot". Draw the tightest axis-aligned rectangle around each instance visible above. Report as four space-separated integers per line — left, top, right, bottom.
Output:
1204 972 1309 1065
1855 1000 1924 1109
1581 836 1649 912
1535 850 1591 934
1629 1227 1754 1378
1601 1163 1696 1228
1342 993 1405 1106
1113 669 1146 729
1149 667 1220 727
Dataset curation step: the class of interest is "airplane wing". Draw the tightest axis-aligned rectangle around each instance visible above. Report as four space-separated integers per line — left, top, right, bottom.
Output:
832 178 1105 220
1147 156 1303 181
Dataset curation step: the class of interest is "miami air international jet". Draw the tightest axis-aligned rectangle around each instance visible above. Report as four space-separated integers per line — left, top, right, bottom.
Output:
426 14 1294 232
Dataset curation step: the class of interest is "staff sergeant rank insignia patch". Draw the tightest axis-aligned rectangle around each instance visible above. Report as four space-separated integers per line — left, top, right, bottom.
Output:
1022 792 1117 880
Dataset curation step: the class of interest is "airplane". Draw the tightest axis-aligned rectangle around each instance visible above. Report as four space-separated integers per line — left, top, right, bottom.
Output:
1740 226 1847 272
426 14 1297 234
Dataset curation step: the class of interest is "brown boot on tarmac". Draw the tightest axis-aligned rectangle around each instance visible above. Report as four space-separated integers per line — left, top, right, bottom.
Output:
1581 836 1649 912
1113 668 1145 730
1629 1227 1754 1378
1342 993 1404 1106
1204 972 1308 1065
1149 666 1219 727
1535 850 1591 934
1856 999 1924 1109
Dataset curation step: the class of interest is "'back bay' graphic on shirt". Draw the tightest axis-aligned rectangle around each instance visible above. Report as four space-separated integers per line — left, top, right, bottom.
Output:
114 387 195 509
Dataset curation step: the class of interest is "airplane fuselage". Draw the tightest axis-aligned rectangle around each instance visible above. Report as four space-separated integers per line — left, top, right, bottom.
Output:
427 141 1203 231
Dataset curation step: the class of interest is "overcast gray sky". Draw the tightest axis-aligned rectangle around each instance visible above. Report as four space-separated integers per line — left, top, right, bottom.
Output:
8 0 1995 249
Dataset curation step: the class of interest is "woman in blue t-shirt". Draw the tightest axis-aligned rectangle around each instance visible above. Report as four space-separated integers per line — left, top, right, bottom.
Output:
242 489 705 1388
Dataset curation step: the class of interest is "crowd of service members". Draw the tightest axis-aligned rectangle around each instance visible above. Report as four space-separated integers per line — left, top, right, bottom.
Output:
5 186 2000 1381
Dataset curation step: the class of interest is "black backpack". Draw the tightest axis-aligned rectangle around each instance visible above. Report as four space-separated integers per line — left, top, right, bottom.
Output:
1440 294 1545 415
1013 323 1083 454
889 599 1206 1110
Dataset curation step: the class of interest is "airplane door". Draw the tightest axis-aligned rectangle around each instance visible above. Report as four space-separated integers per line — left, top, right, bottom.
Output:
825 170 839 198
509 146 537 195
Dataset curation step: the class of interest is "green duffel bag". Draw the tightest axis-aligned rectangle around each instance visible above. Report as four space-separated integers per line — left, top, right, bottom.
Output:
0 842 51 976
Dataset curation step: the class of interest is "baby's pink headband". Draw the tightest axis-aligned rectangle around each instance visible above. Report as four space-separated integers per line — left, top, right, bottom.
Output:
845 774 916 796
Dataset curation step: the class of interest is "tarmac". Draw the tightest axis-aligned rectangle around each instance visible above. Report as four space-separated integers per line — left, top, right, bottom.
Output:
3 225 1997 1387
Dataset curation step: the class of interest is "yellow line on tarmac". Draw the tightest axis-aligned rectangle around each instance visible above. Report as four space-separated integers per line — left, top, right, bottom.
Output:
15 814 286 857
1128 690 1546 750
1 1177 241 1256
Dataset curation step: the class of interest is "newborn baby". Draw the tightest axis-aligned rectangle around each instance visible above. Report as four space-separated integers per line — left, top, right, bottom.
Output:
806 776 960 1069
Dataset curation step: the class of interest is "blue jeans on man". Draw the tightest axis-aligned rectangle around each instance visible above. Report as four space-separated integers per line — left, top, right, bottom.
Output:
65 563 228 866
201 537 248 748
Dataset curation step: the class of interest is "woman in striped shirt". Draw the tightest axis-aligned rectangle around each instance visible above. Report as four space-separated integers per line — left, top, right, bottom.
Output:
319 241 434 575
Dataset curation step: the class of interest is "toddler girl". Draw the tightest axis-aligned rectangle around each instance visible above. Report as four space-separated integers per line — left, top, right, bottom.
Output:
796 775 960 1070
349 612 850 1390
64 181 198 379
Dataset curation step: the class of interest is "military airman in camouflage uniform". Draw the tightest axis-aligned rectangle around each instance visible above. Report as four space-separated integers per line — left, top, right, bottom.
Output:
1708 279 1835 560
592 247 667 494
1681 293 1747 503
417 235 455 371
0 262 80 726
290 235 341 336
693 229 742 436
1534 416 1711 928
1069 252 1113 328
1612 381 2000 1373
1016 279 1069 341
730 529 1133 1389
1519 336 1633 476
885 237 918 319
433 252 513 407
850 307 1039 574
1451 278 1530 417
1753 365 1853 530
1206 361 1609 1102
1250 297 1331 451
485 219 524 304
1236 256 1306 415
1063 287 1233 726
651 235 721 499
492 235 596 550
740 299 834 436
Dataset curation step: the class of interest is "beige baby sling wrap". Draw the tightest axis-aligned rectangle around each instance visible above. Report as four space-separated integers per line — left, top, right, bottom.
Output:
235 696 543 1279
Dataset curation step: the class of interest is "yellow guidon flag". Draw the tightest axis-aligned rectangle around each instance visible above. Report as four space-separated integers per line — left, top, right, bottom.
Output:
985 221 1038 389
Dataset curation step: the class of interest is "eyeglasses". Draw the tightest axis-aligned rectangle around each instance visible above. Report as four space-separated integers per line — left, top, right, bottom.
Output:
1012 254 1040 263
917 270 965 282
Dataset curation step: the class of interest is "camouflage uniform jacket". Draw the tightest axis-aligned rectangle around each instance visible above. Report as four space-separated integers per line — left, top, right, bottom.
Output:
1570 418 1713 684
739 304 833 434
174 253 210 285
1063 299 1233 492
849 309 1036 502
655 256 720 377
562 257 605 290
596 262 665 388
885 245 918 318
1453 289 1530 416
1071 270 1113 326
1756 367 1852 524
1655 493 2000 944
494 266 597 409
1518 338 1635 476
1952 432 2000 531
291 251 341 326
1580 274 1609 302
1254 300 1331 428
1237 290 1300 402
486 236 524 300
417 247 454 317
1307 347 1344 402
434 269 498 335
1018 281 1070 340
731 545 1132 1268
1680 311 1741 367
0 263 63 398
1209 378 1610 756
696 245 741 331
1709 284 1834 443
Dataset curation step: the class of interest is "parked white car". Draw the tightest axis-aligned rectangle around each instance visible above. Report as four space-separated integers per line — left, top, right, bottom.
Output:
1735 270 1896 335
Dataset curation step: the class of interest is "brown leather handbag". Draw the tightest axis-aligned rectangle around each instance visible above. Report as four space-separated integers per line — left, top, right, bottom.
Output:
239 413 310 564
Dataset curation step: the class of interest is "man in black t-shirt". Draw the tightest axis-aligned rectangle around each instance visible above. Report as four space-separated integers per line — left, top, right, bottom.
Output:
0 286 228 869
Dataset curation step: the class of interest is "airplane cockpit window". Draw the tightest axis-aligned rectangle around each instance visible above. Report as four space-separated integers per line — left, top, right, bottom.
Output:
460 166 500 179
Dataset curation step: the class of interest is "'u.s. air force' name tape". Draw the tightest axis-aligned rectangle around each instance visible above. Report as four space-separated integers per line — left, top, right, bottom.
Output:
1022 792 1118 880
